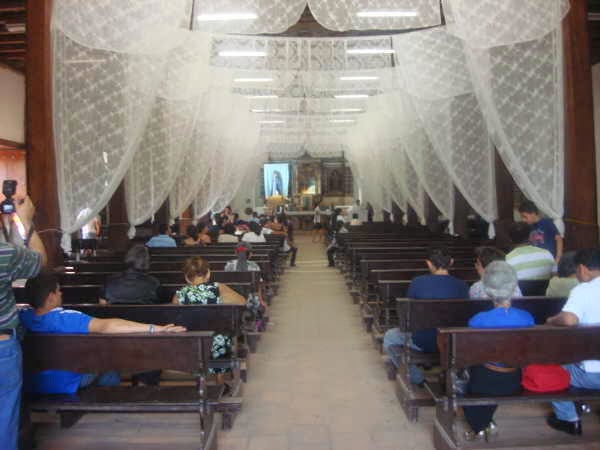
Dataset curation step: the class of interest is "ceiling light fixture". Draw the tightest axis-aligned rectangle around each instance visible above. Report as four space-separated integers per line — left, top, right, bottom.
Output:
330 108 364 113
334 94 369 99
234 77 273 83
259 120 285 124
346 48 395 55
330 119 356 123
339 76 380 81
356 10 418 18
251 108 282 113
219 50 266 57
246 95 279 99
197 12 257 21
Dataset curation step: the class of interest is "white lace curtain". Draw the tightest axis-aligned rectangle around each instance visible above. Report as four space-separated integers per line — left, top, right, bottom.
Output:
52 0 570 243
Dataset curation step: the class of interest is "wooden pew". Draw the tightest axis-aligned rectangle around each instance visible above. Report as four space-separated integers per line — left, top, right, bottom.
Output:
23 332 227 449
391 297 566 421
57 270 260 291
364 274 478 338
434 326 600 450
14 283 252 304
66 303 259 357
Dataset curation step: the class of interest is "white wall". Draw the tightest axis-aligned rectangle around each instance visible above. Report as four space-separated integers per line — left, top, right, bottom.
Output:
0 67 25 144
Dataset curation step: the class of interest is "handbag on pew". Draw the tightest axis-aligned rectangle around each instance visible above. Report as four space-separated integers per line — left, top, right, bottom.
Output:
521 364 570 393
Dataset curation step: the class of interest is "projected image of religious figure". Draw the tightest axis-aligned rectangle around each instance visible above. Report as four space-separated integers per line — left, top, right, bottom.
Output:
264 163 290 198
270 170 284 197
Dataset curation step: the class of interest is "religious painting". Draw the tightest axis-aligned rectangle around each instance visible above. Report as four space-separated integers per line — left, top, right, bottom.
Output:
296 162 321 195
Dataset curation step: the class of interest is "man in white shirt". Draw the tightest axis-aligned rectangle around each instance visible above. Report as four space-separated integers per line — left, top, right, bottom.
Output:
546 248 600 436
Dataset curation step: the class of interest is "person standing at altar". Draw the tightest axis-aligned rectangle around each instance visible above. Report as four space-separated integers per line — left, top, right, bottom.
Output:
312 202 323 243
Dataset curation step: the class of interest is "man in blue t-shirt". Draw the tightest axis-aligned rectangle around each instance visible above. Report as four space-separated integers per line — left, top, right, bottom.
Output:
19 273 186 395
145 223 177 248
518 200 563 262
383 247 469 385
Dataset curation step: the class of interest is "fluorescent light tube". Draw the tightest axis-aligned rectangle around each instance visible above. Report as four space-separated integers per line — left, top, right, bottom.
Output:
330 119 355 123
334 94 369 99
330 108 364 113
259 120 285 124
251 109 282 113
197 12 257 21
246 95 279 99
346 48 394 55
234 77 273 83
219 50 266 57
357 10 418 18
339 76 380 81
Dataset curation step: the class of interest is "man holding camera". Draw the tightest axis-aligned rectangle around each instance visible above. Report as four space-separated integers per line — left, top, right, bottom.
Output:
0 195 47 450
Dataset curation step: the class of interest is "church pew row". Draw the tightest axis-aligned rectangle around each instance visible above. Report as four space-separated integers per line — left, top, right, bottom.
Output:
360 271 479 336
343 247 478 282
57 270 260 291
23 332 226 450
14 283 253 305
434 326 600 450
60 303 256 381
389 297 566 421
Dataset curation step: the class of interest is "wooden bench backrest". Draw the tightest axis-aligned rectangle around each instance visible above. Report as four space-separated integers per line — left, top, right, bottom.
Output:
438 326 600 369
396 297 567 332
58 271 258 287
360 259 474 278
23 332 213 374
66 304 245 335
66 260 272 273
15 283 252 304
368 268 478 283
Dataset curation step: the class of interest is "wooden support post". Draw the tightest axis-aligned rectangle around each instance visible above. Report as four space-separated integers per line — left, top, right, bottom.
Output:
26 0 63 267
391 201 404 225
406 205 419 227
563 0 598 249
453 187 469 239
425 195 441 234
494 148 516 251
106 182 130 251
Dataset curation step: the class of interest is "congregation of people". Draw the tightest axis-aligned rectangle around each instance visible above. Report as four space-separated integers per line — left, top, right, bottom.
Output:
376 199 598 440
3 194 600 450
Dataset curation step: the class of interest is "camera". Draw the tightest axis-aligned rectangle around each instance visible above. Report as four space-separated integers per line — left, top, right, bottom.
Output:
0 180 17 215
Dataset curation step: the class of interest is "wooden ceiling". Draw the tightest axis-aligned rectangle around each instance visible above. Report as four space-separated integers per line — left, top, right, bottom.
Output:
0 1 598 72
0 0 25 72
590 0 600 64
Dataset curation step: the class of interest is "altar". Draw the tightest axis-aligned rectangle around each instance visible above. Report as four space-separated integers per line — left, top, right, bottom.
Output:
286 210 332 230
260 153 355 229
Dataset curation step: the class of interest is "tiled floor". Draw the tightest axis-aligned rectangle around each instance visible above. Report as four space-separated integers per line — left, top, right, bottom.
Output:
217 234 433 450
36 234 430 449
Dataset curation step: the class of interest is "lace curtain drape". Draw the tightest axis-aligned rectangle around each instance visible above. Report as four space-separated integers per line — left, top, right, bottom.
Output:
52 0 570 242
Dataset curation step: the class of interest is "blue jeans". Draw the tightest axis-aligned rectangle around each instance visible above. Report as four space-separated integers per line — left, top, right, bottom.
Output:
0 332 21 450
383 327 424 385
552 364 600 422
79 371 121 389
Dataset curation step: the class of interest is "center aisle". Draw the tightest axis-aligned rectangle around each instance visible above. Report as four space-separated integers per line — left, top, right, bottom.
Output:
221 233 435 450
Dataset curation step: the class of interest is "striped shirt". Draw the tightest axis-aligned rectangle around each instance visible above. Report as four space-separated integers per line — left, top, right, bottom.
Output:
0 243 42 330
506 245 554 280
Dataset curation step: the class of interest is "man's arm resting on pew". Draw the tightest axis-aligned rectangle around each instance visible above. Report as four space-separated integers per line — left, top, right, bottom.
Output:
88 318 186 334
546 311 579 327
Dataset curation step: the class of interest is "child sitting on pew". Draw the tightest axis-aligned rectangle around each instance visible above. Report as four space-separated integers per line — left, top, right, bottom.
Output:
469 246 522 299
383 247 469 385
19 273 186 395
